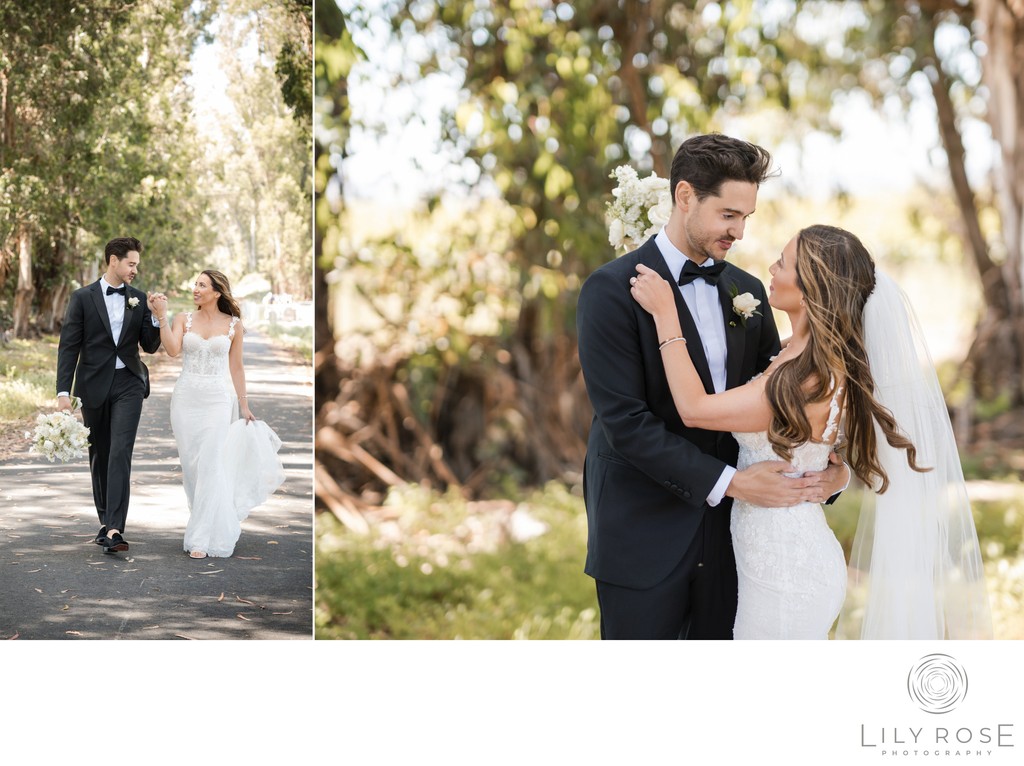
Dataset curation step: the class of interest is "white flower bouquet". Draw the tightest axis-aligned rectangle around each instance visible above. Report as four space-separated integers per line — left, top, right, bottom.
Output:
27 410 91 463
606 165 672 254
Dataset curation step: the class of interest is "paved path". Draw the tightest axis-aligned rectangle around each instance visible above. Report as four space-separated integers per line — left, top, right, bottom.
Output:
0 330 312 639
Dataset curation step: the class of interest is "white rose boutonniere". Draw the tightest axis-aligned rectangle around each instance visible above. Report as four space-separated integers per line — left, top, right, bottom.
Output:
127 296 139 309
729 288 761 327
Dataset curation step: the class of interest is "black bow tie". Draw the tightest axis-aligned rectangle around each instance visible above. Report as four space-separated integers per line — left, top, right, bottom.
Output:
677 259 727 286
106 285 126 296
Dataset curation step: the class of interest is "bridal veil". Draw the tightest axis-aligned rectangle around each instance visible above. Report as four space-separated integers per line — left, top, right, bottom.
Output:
836 270 992 639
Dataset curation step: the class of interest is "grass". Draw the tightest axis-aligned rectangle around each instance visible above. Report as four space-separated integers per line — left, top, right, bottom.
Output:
0 336 60 422
250 321 312 359
317 466 1024 640
316 482 599 639
244 319 311 362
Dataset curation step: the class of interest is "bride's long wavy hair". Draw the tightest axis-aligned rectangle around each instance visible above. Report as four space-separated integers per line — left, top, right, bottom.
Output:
764 225 928 493
202 269 242 319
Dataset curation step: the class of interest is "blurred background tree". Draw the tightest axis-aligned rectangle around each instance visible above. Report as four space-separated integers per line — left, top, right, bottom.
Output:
317 0 1024 638
0 0 312 339
318 0 1021 497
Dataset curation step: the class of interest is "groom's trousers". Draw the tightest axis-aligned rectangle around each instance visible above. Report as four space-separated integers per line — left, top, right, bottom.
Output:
81 369 145 534
595 507 738 640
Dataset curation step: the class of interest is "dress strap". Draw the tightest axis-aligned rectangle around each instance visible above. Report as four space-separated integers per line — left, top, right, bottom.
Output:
185 312 193 332
227 316 239 340
821 378 844 443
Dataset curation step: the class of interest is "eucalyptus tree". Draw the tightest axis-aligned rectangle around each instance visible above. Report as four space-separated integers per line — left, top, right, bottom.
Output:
0 0 210 336
196 0 312 298
314 0 358 369
843 0 1024 405
337 0 845 484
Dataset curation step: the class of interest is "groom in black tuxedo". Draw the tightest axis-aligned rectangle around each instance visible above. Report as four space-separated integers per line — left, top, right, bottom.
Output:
56 237 161 553
578 135 846 639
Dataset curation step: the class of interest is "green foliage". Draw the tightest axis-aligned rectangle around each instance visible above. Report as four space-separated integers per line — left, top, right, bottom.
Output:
0 336 59 421
192 0 312 299
0 1 211 327
314 0 358 224
253 320 312 358
378 0 857 313
1 0 311 335
316 482 598 639
275 0 313 133
317 473 1024 639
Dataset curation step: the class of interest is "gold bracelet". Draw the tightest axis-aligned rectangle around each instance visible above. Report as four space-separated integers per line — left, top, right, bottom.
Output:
239 396 248 400
658 336 686 350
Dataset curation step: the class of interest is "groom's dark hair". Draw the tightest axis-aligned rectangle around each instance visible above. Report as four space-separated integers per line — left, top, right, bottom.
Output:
104 237 143 265
670 134 775 201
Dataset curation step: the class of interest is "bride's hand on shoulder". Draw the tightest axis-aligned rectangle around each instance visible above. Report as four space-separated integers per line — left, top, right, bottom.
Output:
630 263 675 319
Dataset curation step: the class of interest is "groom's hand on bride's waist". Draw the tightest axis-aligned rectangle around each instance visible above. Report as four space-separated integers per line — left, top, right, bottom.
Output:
725 460 833 507
803 453 851 504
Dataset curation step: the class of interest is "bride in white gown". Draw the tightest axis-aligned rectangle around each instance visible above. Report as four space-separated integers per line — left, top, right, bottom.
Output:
149 270 284 558
630 224 991 639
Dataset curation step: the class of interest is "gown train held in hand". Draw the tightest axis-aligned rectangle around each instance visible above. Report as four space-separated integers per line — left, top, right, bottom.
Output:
170 314 285 558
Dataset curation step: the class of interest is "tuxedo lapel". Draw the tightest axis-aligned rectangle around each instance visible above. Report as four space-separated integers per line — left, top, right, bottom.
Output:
717 271 746 390
643 246 715 394
119 287 141 347
89 281 115 342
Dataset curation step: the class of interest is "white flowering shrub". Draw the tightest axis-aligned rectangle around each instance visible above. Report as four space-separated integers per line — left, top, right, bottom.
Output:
605 165 671 255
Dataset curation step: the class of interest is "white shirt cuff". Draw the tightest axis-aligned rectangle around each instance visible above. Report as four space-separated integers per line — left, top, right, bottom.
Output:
707 465 736 507
831 460 852 499
151 315 161 327
57 392 70 399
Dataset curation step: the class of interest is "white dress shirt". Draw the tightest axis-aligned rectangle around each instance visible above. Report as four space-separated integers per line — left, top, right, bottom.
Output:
100 276 129 370
654 228 735 506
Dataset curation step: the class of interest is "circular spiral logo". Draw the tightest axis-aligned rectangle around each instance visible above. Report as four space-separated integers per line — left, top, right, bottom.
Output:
907 654 969 714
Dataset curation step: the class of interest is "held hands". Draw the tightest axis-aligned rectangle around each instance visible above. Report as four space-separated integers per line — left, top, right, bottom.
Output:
147 291 169 322
629 264 676 320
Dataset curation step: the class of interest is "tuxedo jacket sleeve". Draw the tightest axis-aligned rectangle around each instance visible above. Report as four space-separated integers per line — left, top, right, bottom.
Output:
578 263 729 508
135 287 161 354
577 242 780 588
56 288 86 396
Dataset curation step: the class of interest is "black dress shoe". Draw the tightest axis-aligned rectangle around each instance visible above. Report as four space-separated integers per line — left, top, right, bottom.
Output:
101 533 129 553
94 526 107 545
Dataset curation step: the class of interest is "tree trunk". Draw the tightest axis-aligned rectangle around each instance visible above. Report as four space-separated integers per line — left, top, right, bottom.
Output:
975 0 1024 406
248 212 259 273
271 226 283 295
13 228 33 338
611 0 668 177
924 5 1024 406
0 70 11 165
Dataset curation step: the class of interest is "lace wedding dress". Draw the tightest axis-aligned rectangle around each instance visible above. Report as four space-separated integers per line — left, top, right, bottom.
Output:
170 313 285 557
731 384 846 639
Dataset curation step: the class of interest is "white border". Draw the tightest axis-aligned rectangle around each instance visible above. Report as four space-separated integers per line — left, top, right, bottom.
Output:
3 641 1019 763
